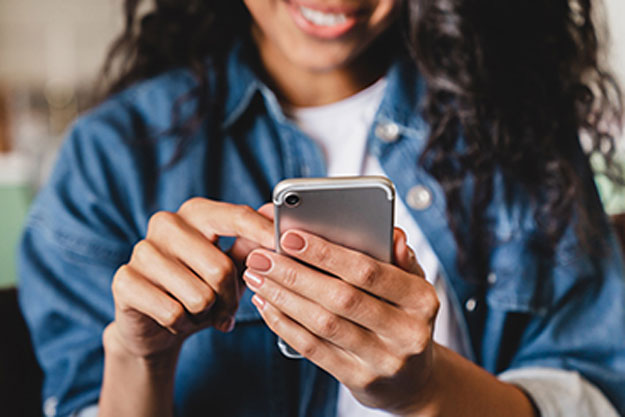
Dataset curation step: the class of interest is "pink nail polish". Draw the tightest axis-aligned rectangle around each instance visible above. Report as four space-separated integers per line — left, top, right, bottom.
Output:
281 231 306 251
244 271 264 289
252 294 266 310
247 253 272 272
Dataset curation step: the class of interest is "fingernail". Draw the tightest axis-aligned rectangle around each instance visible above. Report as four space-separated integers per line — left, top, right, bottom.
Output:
219 316 236 333
243 271 264 290
247 252 272 272
252 294 266 310
281 231 305 251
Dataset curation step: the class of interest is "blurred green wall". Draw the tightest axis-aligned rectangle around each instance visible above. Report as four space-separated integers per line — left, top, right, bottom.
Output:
0 185 31 288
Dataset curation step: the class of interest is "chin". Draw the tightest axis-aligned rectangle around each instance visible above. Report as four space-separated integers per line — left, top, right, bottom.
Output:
283 44 357 73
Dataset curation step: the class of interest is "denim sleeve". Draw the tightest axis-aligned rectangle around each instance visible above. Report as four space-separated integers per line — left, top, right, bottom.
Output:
484 225 625 416
499 367 620 417
18 117 137 417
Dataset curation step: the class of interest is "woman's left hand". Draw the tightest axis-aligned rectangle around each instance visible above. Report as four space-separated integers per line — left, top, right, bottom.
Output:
242 227 441 415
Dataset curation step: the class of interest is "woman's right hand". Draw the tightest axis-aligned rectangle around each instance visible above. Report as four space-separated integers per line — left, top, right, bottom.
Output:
104 199 275 359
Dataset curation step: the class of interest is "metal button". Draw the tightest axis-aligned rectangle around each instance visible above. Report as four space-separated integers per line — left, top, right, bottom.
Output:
375 122 400 142
407 185 433 210
465 298 477 312
487 272 497 285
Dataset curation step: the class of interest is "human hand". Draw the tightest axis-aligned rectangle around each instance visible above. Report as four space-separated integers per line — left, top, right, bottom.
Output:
242 227 440 415
105 199 274 359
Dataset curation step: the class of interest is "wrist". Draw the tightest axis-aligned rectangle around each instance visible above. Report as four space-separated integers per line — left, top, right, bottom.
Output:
100 323 179 417
392 343 447 417
402 344 537 417
102 322 181 375
400 343 445 417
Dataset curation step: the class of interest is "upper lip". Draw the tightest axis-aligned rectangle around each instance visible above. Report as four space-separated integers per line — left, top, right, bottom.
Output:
288 0 364 16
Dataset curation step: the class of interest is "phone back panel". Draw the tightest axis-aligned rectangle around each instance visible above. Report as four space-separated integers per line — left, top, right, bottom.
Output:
273 177 395 263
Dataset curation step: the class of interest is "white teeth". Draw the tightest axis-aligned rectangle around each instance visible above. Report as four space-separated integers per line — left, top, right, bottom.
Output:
299 6 348 26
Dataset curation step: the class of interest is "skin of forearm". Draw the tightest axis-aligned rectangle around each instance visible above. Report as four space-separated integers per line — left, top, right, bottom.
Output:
98 323 181 417
96 325 536 417
403 344 537 417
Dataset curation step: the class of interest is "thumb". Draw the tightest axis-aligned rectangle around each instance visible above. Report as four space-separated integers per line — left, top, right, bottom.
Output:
229 202 275 286
393 227 425 278
230 202 275 260
257 203 274 221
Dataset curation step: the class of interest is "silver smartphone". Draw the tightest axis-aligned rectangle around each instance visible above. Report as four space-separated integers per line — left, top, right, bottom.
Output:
272 176 396 358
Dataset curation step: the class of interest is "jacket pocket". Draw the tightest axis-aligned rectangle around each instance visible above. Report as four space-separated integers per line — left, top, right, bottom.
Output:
485 236 552 316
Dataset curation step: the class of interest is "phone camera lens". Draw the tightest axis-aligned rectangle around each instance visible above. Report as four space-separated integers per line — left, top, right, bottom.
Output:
285 193 300 208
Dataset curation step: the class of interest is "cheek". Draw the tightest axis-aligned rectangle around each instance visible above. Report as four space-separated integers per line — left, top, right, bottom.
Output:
243 0 283 34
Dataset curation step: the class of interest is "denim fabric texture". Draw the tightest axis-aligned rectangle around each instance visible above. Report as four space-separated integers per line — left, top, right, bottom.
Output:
18 39 625 417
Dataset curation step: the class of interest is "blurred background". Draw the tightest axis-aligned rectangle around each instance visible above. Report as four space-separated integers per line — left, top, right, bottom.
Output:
0 2 122 416
0 0 122 290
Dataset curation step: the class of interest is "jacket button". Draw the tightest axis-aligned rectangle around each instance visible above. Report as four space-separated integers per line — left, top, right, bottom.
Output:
375 122 400 142
465 298 477 312
487 272 497 285
407 185 433 210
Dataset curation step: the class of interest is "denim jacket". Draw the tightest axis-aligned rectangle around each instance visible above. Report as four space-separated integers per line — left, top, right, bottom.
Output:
18 39 625 417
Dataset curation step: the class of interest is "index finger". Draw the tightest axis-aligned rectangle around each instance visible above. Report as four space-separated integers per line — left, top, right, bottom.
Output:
279 230 430 306
178 198 275 250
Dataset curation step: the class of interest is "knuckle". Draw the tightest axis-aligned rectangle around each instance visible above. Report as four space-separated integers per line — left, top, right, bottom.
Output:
212 258 236 283
299 338 319 358
281 266 299 289
398 316 431 354
424 290 441 319
111 265 132 298
414 337 430 355
187 290 214 314
235 205 255 223
147 211 178 236
239 204 256 215
332 286 361 315
212 276 235 300
131 239 155 264
354 259 380 288
266 308 282 329
379 355 404 378
161 303 185 328
407 330 430 354
178 197 204 214
413 286 440 320
315 312 341 339
354 370 378 391
312 242 333 264
269 286 288 308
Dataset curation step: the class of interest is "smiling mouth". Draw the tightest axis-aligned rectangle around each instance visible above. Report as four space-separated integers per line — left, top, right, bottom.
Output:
298 6 349 26
286 1 362 39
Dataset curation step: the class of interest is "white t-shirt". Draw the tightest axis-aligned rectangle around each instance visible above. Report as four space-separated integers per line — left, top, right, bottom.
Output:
291 78 466 416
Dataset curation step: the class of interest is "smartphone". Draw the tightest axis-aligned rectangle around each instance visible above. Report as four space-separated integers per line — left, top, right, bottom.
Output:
272 176 395 358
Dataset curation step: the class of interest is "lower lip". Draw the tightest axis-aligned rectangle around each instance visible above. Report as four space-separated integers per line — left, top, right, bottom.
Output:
286 2 359 40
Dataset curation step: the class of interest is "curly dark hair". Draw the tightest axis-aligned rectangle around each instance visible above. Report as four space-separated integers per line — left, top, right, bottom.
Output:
101 0 622 281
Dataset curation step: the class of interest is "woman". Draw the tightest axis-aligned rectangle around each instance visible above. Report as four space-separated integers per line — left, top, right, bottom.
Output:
18 0 625 416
